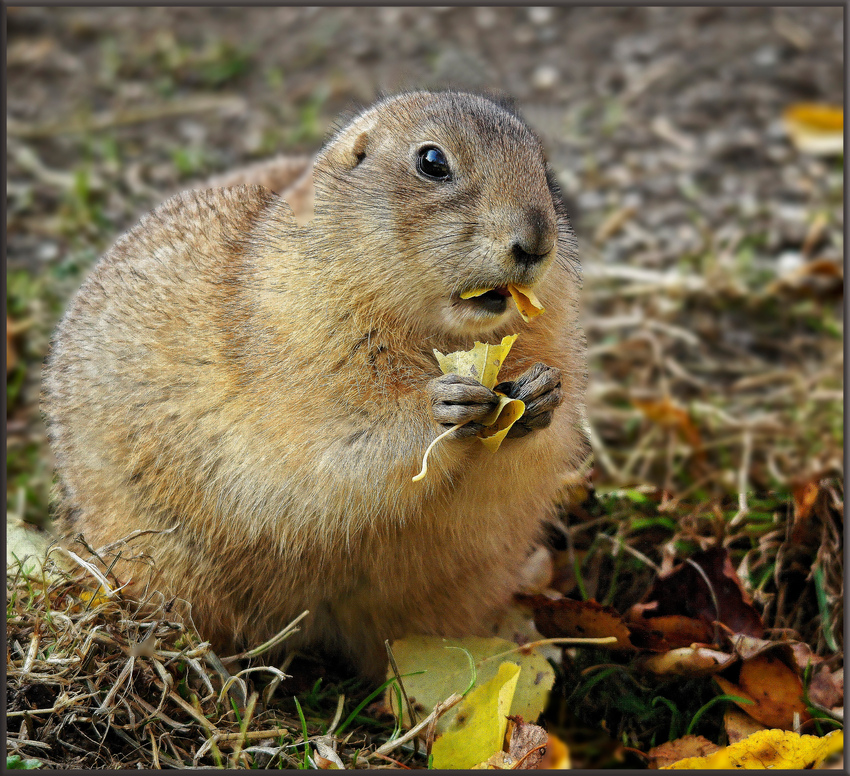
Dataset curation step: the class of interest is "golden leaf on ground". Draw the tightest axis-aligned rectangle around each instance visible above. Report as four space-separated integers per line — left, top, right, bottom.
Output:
460 285 545 322
713 652 810 730
413 335 525 481
386 635 555 734
661 728 843 769
782 103 844 156
431 661 520 770
647 734 721 768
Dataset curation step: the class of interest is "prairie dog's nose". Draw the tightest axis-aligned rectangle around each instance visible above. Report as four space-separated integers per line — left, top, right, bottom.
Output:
511 207 556 266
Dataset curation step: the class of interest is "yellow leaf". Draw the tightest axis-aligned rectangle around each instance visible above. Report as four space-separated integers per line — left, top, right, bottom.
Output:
783 103 844 156
431 661 520 770
460 285 545 322
478 395 526 452
413 335 525 481
713 652 810 730
385 635 555 734
662 728 843 769
434 334 519 391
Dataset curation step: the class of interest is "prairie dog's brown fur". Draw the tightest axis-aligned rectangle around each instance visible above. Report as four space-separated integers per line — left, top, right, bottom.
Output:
43 91 586 678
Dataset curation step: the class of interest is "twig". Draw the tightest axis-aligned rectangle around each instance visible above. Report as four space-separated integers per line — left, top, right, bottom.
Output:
728 428 753 527
219 610 309 664
326 693 346 736
601 534 661 574
685 558 721 645
479 636 618 665
58 548 128 597
386 639 418 728
370 692 463 759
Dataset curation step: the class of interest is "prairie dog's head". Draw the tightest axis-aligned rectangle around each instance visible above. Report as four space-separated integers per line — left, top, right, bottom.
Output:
312 91 572 337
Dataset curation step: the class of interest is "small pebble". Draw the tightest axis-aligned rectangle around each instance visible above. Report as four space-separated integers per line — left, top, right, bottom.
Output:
532 65 559 91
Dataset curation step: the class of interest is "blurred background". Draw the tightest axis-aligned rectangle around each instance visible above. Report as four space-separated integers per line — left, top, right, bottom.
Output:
5 7 844 765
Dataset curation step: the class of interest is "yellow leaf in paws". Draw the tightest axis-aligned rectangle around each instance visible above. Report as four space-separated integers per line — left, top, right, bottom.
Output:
434 334 519 390
478 394 526 452
413 335 525 482
460 285 545 322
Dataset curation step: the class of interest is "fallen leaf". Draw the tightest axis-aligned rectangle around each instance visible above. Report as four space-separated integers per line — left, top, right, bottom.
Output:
431 661 520 770
386 635 555 734
506 715 548 768
631 396 703 456
460 285 545 322
639 646 737 677
537 731 571 769
808 665 844 711
724 705 767 744
636 547 764 639
413 335 525 481
6 519 54 578
714 652 810 729
647 734 720 768
661 728 843 769
768 258 844 301
626 612 714 650
783 103 844 156
518 594 636 650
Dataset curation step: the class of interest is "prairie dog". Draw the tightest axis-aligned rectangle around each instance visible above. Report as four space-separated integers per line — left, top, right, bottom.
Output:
43 91 586 678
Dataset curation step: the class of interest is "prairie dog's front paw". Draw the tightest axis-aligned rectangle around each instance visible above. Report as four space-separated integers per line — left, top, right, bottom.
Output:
495 362 562 438
428 373 500 439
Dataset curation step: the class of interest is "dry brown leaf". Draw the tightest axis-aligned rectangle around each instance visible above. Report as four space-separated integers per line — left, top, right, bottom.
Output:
714 652 810 730
636 547 764 639
647 734 720 769
505 715 548 769
631 396 705 469
626 611 714 650
808 665 844 711
791 478 821 538
517 594 637 651
724 705 767 744
768 257 844 301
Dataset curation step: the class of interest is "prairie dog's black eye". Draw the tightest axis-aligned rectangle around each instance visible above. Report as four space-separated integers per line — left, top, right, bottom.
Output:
417 146 452 181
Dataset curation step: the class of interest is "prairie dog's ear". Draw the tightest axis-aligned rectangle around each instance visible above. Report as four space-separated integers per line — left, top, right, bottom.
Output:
317 114 378 172
351 131 369 166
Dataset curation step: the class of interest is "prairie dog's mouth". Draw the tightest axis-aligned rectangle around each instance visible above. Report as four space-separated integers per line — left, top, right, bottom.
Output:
457 286 511 315
457 284 545 322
